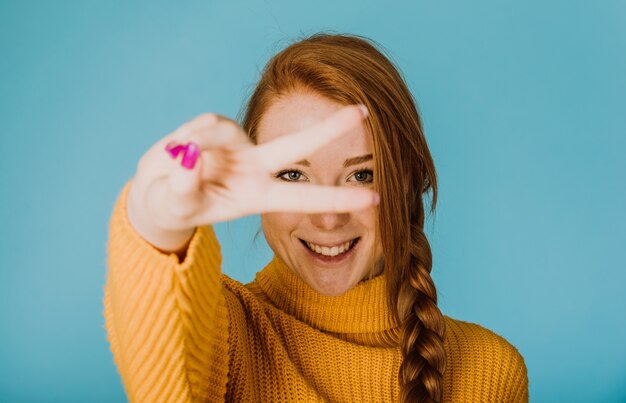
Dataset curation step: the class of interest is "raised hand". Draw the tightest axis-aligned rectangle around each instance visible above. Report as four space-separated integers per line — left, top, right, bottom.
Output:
126 105 377 253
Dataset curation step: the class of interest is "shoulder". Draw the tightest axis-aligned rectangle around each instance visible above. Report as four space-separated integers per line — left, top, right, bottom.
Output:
444 316 524 360
443 316 529 402
219 275 273 325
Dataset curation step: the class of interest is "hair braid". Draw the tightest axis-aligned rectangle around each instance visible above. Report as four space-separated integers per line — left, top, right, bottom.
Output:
397 223 446 402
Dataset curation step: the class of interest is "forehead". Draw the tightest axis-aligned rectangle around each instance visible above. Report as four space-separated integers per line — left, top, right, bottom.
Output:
256 91 372 158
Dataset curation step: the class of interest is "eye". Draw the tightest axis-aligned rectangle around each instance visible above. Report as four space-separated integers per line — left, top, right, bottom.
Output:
349 169 374 184
276 169 308 182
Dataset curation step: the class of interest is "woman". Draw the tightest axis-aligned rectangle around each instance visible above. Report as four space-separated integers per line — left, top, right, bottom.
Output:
105 33 528 402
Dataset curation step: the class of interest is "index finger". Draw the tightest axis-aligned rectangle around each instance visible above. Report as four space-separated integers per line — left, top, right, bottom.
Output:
244 104 368 171
258 182 379 214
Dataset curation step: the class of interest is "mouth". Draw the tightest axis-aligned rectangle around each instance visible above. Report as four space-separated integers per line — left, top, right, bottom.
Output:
299 237 360 258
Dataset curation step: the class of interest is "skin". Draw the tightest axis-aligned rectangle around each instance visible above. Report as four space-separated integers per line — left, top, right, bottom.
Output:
256 91 384 296
128 99 379 254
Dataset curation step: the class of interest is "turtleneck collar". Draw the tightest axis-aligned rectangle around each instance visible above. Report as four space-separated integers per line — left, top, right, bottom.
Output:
255 255 398 334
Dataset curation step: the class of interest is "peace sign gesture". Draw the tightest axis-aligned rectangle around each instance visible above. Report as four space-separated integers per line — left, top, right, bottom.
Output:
126 105 378 252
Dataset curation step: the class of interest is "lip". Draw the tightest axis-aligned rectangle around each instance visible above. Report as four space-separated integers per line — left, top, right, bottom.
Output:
299 237 360 264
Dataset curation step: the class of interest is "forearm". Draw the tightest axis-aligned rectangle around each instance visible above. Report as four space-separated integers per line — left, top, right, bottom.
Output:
104 182 230 401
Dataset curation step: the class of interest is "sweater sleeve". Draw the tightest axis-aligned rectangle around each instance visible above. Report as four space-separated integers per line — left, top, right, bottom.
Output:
103 181 230 402
508 348 529 403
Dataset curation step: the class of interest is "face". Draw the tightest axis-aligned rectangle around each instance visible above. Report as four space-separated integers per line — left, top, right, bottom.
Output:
256 91 384 296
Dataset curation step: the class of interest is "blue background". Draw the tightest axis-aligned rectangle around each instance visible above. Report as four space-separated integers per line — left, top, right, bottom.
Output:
1 1 624 401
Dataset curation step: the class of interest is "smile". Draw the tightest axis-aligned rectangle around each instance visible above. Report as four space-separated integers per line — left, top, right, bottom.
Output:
300 238 360 257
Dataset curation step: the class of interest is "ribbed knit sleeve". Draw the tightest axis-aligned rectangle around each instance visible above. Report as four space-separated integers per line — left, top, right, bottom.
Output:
103 181 230 403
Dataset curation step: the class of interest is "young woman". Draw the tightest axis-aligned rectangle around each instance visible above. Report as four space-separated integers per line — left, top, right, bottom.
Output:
105 33 528 402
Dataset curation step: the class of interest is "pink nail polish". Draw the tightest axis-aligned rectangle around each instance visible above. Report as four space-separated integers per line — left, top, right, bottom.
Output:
181 142 199 169
165 142 185 158
165 141 199 170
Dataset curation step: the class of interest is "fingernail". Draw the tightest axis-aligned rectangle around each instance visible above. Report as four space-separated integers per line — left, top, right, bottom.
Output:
373 192 380 205
165 142 185 158
356 104 369 118
181 142 199 170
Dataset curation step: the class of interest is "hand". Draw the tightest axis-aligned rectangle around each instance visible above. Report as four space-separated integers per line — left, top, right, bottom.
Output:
126 105 378 251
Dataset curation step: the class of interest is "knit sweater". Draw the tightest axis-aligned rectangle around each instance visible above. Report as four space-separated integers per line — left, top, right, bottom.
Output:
104 182 529 402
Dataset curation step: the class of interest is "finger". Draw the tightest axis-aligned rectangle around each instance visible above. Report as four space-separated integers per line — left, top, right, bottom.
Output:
166 143 204 219
258 183 379 213
159 114 239 151
166 113 219 142
167 119 252 181
191 135 242 184
197 149 236 186
179 117 251 149
245 104 368 171
145 113 221 174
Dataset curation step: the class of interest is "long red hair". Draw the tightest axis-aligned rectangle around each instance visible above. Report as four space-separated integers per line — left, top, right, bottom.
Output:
242 33 446 402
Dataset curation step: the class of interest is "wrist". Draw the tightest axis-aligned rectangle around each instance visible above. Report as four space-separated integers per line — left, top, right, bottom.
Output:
126 184 196 253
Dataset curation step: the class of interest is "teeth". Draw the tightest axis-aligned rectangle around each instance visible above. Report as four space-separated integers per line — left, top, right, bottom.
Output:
305 240 355 257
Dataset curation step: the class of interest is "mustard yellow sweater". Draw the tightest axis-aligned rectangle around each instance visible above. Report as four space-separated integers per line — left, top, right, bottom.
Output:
104 183 528 402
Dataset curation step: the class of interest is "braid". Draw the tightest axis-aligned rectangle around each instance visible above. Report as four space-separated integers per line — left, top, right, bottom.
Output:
397 223 446 402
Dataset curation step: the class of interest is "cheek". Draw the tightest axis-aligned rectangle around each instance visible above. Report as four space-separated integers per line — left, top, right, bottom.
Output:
261 213 303 245
362 207 384 263
356 207 383 255
355 206 379 233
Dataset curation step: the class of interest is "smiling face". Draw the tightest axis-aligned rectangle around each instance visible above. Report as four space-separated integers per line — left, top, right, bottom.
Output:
256 90 384 296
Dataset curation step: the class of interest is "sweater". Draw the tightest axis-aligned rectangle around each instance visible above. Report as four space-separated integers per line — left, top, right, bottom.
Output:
104 182 529 402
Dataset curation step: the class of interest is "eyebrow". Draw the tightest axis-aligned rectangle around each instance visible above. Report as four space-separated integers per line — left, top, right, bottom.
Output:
294 154 373 167
343 154 373 167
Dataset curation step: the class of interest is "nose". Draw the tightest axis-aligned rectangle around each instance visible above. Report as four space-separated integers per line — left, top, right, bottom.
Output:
309 212 350 231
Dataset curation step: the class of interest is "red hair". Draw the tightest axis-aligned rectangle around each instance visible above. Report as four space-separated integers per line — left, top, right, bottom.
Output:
242 33 446 402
